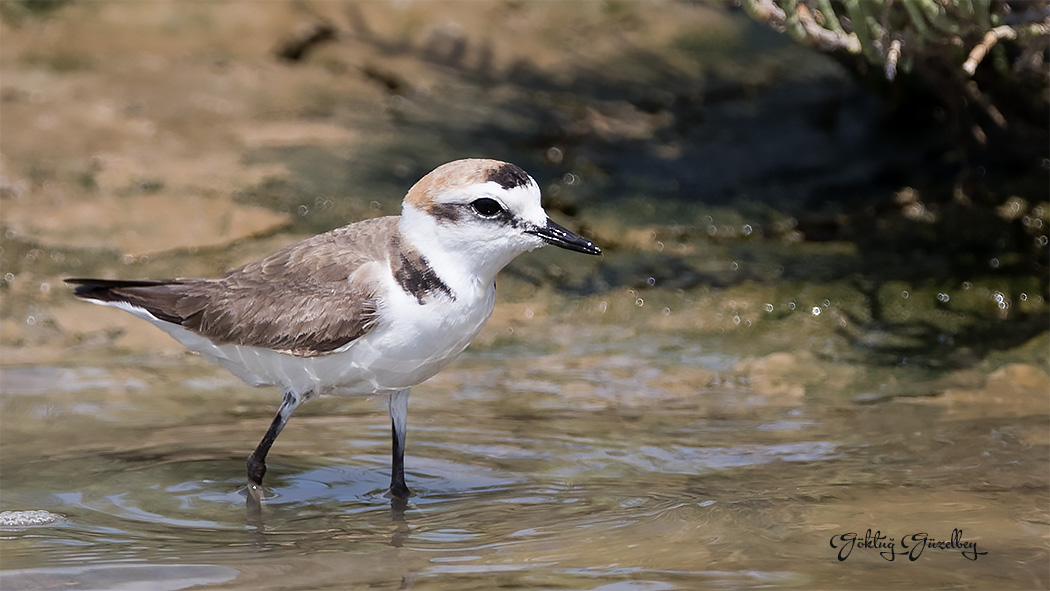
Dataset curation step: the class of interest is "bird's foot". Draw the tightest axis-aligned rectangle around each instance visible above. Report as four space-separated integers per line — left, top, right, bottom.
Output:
246 453 267 488
386 482 412 501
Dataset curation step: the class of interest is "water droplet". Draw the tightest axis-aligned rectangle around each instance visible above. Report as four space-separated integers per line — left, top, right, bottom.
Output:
732 315 741 325
646 277 656 287
901 291 910 299
788 301 796 311
297 204 309 216
764 303 774 312
998 300 1009 310
370 200 382 210
729 261 739 271
936 292 949 302
4 273 13 282
635 298 644 307
524 308 534 319
562 172 578 185
655 241 665 252
742 224 753 236
963 281 972 290
744 319 752 327
39 283 50 294
662 307 671 315
822 299 830 308
990 257 1000 269
546 147 563 164
598 301 608 313
26 316 36 326
811 307 821 316
1020 293 1028 301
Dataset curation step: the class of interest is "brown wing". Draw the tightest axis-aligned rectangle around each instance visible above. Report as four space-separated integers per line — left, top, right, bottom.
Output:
67 217 400 357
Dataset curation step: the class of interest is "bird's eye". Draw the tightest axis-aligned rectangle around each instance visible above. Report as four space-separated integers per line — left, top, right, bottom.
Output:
470 198 504 218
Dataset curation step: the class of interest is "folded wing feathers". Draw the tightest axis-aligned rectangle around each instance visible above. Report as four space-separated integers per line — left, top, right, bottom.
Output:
66 217 399 357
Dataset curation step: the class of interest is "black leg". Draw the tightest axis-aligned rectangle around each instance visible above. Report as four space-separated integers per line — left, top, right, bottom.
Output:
387 388 412 499
247 390 302 489
389 422 410 499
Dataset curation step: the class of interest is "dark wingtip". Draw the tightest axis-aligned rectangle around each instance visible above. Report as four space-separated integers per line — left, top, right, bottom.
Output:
63 278 189 325
64 278 116 300
64 278 179 300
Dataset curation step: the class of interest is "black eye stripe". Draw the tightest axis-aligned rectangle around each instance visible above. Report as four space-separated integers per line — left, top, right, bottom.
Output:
470 198 504 218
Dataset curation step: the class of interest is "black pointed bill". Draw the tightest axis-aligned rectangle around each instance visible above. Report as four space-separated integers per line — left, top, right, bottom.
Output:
528 218 602 255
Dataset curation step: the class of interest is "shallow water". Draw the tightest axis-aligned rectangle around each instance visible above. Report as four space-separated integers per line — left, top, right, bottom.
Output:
1 330 1046 590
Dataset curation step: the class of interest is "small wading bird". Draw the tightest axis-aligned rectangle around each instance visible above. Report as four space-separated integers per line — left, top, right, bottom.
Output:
66 159 600 500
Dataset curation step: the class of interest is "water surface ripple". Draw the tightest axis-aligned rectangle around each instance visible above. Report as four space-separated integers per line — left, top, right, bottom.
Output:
1 347 1046 590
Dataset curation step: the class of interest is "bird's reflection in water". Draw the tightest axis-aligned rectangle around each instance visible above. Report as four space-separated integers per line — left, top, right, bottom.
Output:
389 496 411 547
243 485 412 548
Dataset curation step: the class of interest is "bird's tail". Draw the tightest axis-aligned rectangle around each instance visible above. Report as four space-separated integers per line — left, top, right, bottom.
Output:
63 278 190 324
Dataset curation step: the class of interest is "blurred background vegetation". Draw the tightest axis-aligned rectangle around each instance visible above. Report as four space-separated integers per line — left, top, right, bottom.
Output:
742 0 1048 159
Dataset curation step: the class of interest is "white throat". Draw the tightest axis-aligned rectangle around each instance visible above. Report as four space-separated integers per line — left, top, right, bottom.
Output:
398 204 527 299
